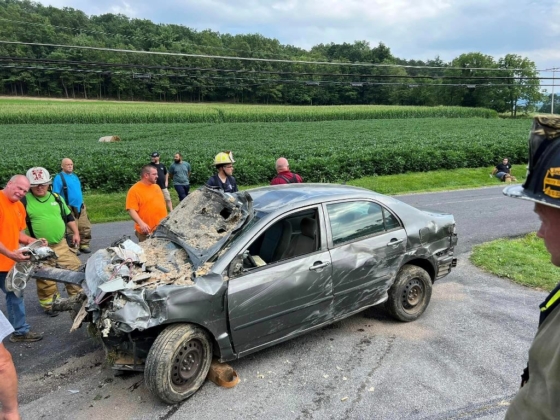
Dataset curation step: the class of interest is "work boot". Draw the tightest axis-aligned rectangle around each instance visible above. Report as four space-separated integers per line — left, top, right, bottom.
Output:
44 308 59 317
9 331 43 343
79 246 91 254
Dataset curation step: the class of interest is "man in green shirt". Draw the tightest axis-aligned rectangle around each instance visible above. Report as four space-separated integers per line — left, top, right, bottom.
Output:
24 167 82 316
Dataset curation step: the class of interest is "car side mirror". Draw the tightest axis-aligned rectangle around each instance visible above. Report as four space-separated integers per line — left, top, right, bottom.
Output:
228 254 244 278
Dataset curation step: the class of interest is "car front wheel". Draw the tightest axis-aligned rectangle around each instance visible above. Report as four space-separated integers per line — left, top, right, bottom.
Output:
385 265 432 322
145 324 213 404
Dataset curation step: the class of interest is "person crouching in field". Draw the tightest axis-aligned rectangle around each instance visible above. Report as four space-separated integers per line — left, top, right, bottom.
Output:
491 157 517 182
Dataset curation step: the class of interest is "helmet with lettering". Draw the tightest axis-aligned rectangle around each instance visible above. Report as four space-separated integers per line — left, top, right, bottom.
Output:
214 151 235 166
26 167 52 186
504 115 560 209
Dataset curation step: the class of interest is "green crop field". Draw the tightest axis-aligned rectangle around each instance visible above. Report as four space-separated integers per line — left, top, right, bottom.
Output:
0 99 497 124
0 116 530 192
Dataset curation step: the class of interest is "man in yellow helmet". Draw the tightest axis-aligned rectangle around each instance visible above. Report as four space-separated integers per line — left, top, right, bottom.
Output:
206 151 238 193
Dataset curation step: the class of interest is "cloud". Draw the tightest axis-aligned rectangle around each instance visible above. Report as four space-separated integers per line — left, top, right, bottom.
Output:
39 0 559 70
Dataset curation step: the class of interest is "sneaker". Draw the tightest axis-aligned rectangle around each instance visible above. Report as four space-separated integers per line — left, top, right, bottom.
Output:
79 246 91 254
9 331 43 343
44 308 59 317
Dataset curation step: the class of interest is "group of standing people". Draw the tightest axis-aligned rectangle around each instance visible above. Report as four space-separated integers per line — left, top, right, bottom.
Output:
128 151 304 242
0 158 91 419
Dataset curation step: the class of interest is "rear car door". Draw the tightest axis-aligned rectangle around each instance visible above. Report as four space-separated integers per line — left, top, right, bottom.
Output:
325 200 407 318
227 206 333 356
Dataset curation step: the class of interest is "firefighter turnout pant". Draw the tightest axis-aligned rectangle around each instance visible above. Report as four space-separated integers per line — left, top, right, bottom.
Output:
36 240 83 310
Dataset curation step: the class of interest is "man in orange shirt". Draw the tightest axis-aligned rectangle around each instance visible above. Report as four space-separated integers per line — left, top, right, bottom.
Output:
0 175 43 343
126 165 168 242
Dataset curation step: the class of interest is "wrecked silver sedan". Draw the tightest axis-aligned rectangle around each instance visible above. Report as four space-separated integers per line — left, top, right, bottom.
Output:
35 184 457 403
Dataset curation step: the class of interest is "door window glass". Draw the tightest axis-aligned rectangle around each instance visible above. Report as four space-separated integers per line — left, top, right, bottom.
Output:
327 201 397 245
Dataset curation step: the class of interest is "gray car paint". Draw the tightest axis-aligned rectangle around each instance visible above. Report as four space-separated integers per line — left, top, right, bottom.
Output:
31 183 457 365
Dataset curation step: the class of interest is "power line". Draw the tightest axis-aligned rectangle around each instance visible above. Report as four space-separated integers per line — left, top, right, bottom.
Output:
0 40 537 72
0 64 550 88
0 56 547 81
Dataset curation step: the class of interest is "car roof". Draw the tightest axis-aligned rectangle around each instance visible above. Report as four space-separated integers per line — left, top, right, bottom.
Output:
248 183 401 214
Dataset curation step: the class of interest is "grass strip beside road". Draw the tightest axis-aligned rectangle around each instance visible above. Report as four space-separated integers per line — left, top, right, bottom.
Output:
85 164 527 223
471 233 560 292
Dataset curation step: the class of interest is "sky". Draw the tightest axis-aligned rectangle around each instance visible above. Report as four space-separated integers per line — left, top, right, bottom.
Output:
39 0 560 79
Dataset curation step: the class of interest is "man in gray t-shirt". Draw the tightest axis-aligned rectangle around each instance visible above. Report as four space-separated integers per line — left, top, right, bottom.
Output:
0 310 20 419
168 152 192 201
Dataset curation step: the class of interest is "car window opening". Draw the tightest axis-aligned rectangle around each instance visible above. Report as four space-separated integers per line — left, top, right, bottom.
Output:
241 209 320 271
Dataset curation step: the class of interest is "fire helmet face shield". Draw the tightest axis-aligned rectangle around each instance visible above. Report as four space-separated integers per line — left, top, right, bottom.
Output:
503 115 560 209
26 167 52 186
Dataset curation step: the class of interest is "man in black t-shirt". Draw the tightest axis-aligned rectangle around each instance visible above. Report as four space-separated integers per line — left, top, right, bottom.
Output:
492 157 517 182
149 152 173 211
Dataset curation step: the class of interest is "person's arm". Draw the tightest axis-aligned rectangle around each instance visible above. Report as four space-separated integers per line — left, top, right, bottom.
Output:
164 170 169 188
127 209 150 234
0 343 19 420
168 165 174 181
0 240 29 264
66 221 80 248
51 175 62 195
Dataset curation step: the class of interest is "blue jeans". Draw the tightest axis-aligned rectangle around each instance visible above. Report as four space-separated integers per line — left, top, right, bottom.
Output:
174 185 190 201
0 272 30 335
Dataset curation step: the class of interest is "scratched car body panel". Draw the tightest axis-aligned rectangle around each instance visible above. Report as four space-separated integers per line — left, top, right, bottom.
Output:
34 184 457 402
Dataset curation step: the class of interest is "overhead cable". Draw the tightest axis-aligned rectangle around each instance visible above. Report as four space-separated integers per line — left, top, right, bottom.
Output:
0 40 535 72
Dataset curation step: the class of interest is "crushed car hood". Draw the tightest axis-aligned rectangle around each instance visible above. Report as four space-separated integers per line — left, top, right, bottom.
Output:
154 187 253 268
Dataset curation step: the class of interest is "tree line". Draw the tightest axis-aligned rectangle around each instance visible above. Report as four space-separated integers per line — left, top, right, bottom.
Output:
0 0 543 115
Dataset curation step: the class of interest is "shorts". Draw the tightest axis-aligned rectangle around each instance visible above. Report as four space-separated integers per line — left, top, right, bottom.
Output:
495 172 508 180
161 188 171 201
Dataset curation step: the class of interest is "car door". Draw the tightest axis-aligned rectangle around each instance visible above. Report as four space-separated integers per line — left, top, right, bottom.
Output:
325 200 407 318
227 206 333 356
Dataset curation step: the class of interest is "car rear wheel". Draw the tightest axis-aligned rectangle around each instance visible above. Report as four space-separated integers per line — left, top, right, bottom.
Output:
145 324 213 404
385 265 432 322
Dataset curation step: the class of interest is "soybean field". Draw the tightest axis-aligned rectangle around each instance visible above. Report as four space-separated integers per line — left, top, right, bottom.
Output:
0 114 530 192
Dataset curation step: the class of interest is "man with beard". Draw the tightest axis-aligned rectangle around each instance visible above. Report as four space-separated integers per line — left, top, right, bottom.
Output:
24 167 82 316
168 153 191 201
0 175 43 342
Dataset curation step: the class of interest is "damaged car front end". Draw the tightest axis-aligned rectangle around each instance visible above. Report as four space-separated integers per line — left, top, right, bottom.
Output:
27 184 457 404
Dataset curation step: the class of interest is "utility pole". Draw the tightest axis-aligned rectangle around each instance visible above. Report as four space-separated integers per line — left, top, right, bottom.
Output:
553 68 556 114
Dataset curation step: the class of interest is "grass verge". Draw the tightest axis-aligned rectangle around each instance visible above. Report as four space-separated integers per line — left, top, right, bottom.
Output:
84 164 526 223
470 233 560 292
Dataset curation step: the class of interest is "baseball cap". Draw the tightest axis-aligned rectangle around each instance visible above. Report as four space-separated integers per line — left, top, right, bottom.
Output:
151 152 160 158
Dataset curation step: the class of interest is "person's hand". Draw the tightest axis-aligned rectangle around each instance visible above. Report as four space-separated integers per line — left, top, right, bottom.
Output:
72 233 80 248
139 221 151 234
38 238 48 247
11 249 30 263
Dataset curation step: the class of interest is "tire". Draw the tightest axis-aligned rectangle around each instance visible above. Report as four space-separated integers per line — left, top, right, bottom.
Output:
385 265 432 322
145 324 213 404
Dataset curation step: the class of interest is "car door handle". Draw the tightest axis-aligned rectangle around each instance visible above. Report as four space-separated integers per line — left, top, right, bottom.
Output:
387 239 404 246
309 261 330 271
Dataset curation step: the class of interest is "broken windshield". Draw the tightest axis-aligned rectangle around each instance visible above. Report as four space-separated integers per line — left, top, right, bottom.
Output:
154 187 253 269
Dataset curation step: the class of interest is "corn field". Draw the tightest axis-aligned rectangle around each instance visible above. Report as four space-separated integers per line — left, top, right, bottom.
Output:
0 99 498 124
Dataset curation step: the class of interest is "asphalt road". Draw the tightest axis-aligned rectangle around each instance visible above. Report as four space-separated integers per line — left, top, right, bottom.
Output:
2 185 544 420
